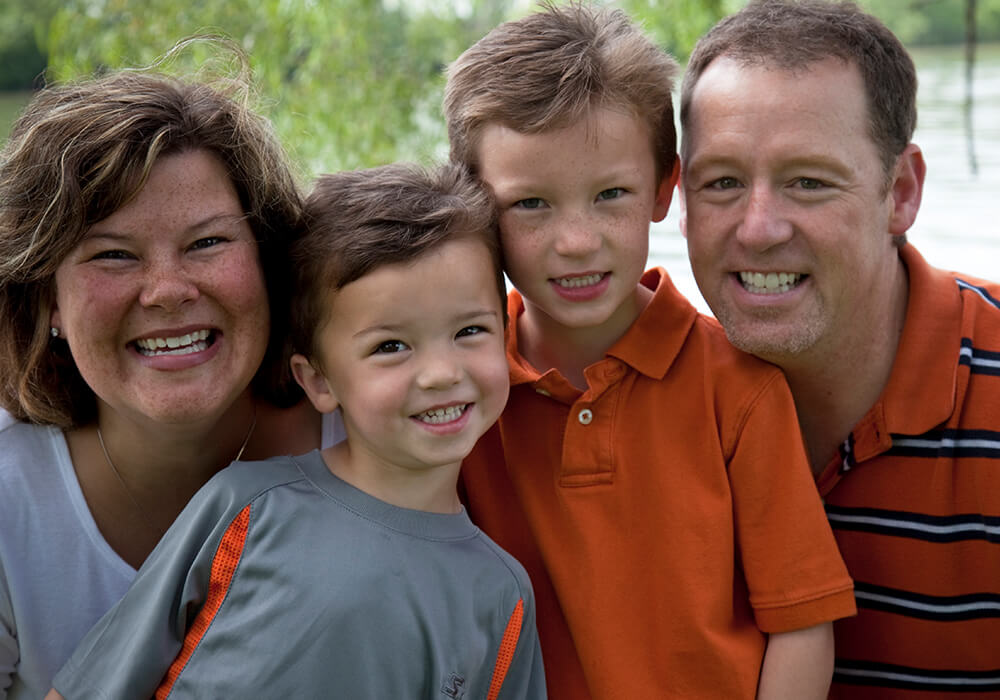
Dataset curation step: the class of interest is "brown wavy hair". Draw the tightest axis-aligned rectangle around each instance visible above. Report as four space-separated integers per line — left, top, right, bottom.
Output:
0 38 304 427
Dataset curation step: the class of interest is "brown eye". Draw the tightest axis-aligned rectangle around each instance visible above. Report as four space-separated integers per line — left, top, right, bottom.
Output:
373 340 408 354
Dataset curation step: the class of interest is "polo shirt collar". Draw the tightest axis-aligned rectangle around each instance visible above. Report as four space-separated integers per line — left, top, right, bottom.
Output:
504 268 698 387
607 268 698 379
877 244 960 438
833 244 960 473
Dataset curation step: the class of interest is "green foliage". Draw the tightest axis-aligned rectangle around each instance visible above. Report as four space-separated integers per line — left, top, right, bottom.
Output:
3 0 997 175
861 0 1000 45
620 0 740 61
43 0 486 175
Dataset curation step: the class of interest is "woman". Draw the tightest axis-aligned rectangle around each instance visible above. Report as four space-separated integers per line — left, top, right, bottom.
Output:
0 46 339 699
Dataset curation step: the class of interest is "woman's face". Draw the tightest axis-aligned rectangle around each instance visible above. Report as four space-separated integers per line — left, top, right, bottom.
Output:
50 149 270 428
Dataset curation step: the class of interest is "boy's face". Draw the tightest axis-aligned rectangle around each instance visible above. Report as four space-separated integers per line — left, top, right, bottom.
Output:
299 236 509 477
477 107 674 342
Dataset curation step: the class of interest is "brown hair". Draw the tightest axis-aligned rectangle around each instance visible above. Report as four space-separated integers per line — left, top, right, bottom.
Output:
291 162 505 360
444 1 678 180
680 0 917 179
0 39 304 427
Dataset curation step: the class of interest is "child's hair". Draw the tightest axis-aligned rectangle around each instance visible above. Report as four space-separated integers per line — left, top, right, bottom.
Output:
291 162 506 359
444 1 678 181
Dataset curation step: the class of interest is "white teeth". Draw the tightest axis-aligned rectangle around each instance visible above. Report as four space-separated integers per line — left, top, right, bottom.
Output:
738 271 802 295
135 329 211 356
416 404 468 424
555 273 603 288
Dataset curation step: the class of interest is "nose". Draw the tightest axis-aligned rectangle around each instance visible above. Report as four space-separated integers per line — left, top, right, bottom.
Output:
736 185 794 251
416 347 464 391
138 257 199 311
552 210 602 258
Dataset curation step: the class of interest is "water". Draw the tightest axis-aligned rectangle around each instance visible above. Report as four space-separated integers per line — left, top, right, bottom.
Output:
653 44 1000 314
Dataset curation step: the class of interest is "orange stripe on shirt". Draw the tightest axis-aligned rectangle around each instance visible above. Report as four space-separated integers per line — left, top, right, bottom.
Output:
155 504 251 699
487 598 524 700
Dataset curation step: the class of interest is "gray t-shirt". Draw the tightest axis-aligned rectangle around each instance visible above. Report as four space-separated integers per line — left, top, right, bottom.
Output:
0 412 346 700
54 450 545 699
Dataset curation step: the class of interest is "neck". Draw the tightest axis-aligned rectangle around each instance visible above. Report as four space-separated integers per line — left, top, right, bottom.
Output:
322 442 463 514
516 283 653 390
86 394 258 540
782 256 910 473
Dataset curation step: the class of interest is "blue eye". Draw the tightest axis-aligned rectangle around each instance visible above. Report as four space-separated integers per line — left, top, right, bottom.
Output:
373 340 409 354
710 177 740 190
797 178 824 190
514 198 545 210
596 188 625 201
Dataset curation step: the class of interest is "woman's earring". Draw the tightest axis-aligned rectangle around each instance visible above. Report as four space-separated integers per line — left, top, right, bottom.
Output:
50 327 60 338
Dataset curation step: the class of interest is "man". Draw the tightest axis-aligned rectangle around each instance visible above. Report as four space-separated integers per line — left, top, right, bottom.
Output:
680 1 1000 697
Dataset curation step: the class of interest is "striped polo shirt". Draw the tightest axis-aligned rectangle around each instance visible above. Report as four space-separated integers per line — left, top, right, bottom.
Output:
817 244 1000 698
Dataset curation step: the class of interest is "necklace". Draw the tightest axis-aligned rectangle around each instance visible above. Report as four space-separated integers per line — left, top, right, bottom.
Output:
96 406 257 531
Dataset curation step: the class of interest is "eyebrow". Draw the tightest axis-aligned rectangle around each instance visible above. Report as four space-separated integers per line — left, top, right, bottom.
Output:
84 213 249 240
686 152 853 177
352 308 500 339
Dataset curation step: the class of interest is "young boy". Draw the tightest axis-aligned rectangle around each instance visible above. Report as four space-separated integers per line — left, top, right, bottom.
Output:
445 4 856 698
47 163 546 699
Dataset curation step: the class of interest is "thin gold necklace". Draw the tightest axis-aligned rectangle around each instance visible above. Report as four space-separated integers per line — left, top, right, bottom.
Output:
96 407 257 532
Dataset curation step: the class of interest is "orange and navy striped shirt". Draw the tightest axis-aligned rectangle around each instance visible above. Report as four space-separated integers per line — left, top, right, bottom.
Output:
818 245 1000 699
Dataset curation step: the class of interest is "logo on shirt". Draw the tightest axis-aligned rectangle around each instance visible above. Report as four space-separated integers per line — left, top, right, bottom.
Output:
441 672 466 698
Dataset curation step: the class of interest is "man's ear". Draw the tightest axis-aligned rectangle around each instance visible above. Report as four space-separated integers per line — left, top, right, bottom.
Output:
290 353 340 414
652 157 680 223
888 143 926 236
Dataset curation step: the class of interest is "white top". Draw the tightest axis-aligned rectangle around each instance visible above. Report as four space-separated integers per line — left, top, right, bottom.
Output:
0 409 345 700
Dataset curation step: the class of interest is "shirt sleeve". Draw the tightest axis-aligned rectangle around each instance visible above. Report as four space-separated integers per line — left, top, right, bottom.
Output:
728 371 857 633
495 582 546 699
52 480 250 700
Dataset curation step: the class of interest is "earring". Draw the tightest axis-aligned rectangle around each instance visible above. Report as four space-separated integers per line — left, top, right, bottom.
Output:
50 327 60 338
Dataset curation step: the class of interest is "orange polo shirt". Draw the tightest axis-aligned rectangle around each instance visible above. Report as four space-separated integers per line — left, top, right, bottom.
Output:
462 268 856 699
818 245 1000 699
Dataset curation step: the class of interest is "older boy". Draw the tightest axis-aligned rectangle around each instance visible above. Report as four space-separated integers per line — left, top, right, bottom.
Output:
680 1 1000 696
48 164 545 699
446 4 855 698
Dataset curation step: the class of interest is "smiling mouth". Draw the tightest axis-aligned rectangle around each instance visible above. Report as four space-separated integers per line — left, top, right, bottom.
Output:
738 271 806 295
553 273 605 288
414 404 469 424
134 329 215 357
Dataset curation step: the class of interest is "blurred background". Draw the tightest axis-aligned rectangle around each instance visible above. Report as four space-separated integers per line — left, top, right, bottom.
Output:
2 0 997 310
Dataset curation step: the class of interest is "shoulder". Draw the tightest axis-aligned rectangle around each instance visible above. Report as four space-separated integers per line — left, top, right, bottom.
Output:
0 420 66 494
192 454 311 517
0 417 60 451
676 312 790 399
471 527 536 599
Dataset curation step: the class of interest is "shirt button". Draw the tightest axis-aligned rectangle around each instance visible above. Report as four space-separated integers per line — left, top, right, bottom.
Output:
578 408 593 425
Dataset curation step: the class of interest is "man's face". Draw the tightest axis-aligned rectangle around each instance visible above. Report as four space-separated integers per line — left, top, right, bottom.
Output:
681 57 902 365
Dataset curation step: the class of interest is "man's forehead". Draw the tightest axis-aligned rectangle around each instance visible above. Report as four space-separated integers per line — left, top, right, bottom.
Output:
686 56 868 131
